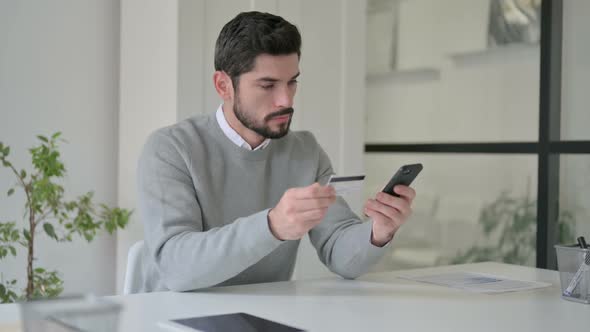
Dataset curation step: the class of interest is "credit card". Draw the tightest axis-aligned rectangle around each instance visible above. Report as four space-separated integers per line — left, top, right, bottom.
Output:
327 175 365 195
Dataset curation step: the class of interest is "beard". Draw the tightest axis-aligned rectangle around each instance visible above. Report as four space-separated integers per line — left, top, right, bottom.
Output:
232 94 294 139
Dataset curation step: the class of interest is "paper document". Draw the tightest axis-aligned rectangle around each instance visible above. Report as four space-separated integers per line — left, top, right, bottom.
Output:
399 272 551 294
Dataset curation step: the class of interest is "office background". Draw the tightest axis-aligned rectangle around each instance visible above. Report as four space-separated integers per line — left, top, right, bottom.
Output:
0 0 588 297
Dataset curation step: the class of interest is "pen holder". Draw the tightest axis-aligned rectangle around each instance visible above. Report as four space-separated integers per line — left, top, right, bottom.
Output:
555 244 590 304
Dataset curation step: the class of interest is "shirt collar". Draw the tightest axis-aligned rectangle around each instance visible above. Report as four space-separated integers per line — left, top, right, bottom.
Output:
215 105 271 151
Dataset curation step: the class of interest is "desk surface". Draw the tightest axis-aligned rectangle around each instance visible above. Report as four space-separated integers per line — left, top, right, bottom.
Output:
1 262 589 331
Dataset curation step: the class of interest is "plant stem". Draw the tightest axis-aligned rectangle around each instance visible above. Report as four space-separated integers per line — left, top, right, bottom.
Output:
26 203 35 300
5 159 36 300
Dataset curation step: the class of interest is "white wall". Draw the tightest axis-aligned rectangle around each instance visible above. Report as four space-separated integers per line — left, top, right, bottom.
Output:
0 0 120 296
116 0 179 293
288 0 368 279
116 0 368 291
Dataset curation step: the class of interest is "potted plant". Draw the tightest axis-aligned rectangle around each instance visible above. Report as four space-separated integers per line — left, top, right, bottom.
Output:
0 133 131 303
445 190 575 266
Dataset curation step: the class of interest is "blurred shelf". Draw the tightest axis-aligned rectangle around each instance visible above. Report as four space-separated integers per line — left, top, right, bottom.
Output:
366 68 440 85
366 45 539 85
449 44 540 66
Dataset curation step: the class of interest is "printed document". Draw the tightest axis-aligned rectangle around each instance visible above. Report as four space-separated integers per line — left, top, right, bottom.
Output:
399 272 551 294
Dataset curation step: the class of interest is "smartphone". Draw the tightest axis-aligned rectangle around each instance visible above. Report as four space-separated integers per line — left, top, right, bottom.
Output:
382 163 423 197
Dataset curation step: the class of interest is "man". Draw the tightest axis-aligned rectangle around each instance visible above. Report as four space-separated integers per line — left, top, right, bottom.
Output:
137 11 416 292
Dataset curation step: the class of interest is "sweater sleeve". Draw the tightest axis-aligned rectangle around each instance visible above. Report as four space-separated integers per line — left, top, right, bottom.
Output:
137 131 282 291
307 136 390 279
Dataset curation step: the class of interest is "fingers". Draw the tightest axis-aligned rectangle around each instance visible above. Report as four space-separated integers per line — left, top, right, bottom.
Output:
271 183 336 241
365 199 403 222
364 207 384 222
290 183 335 199
375 192 412 217
364 206 402 232
282 197 335 214
393 185 416 203
296 197 336 212
282 185 336 214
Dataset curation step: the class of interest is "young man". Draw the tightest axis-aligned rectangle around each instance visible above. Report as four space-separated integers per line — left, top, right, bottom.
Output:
137 11 416 292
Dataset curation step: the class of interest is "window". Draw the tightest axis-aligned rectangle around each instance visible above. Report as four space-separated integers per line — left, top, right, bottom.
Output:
365 0 590 270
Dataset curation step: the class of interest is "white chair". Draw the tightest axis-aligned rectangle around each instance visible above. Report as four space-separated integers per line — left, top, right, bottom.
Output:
123 240 145 295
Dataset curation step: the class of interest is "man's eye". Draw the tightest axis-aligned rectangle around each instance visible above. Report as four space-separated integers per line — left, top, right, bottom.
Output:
261 85 274 90
289 80 298 85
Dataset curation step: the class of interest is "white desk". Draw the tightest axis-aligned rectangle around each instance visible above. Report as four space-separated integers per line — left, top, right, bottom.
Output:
1 262 589 331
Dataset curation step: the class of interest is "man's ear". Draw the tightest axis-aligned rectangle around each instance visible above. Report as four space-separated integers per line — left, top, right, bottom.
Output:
213 71 234 100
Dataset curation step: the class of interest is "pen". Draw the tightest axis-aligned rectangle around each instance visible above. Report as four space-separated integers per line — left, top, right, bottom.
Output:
577 236 588 249
563 238 590 297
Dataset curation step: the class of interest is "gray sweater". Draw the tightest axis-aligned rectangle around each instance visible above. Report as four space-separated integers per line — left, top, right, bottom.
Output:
137 112 388 292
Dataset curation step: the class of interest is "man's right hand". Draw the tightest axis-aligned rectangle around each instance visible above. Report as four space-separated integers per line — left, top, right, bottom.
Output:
267 183 337 241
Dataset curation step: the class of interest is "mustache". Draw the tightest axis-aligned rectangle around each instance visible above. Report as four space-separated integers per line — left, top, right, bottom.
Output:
264 108 294 121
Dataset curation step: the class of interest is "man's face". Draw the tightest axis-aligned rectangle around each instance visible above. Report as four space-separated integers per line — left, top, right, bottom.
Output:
232 53 299 139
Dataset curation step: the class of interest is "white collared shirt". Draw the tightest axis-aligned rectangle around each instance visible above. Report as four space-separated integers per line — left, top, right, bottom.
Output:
215 105 271 151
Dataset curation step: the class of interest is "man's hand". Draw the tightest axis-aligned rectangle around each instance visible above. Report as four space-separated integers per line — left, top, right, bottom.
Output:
364 185 416 247
268 183 336 241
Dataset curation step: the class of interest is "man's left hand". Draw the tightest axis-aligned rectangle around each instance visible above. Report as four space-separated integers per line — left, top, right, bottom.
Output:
364 185 416 247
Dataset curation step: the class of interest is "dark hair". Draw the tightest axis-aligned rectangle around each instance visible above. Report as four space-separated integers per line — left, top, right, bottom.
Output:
214 11 301 87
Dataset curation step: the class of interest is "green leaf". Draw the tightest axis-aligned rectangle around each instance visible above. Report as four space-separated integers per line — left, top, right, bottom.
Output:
84 233 93 242
7 189 14 197
20 169 26 179
9 246 16 256
105 220 115 234
23 229 31 242
4 147 9 156
51 132 62 139
34 267 45 273
37 135 48 143
43 223 58 240
11 229 19 241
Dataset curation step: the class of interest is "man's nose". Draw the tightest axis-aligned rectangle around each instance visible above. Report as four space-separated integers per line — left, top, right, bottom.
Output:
274 86 293 109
